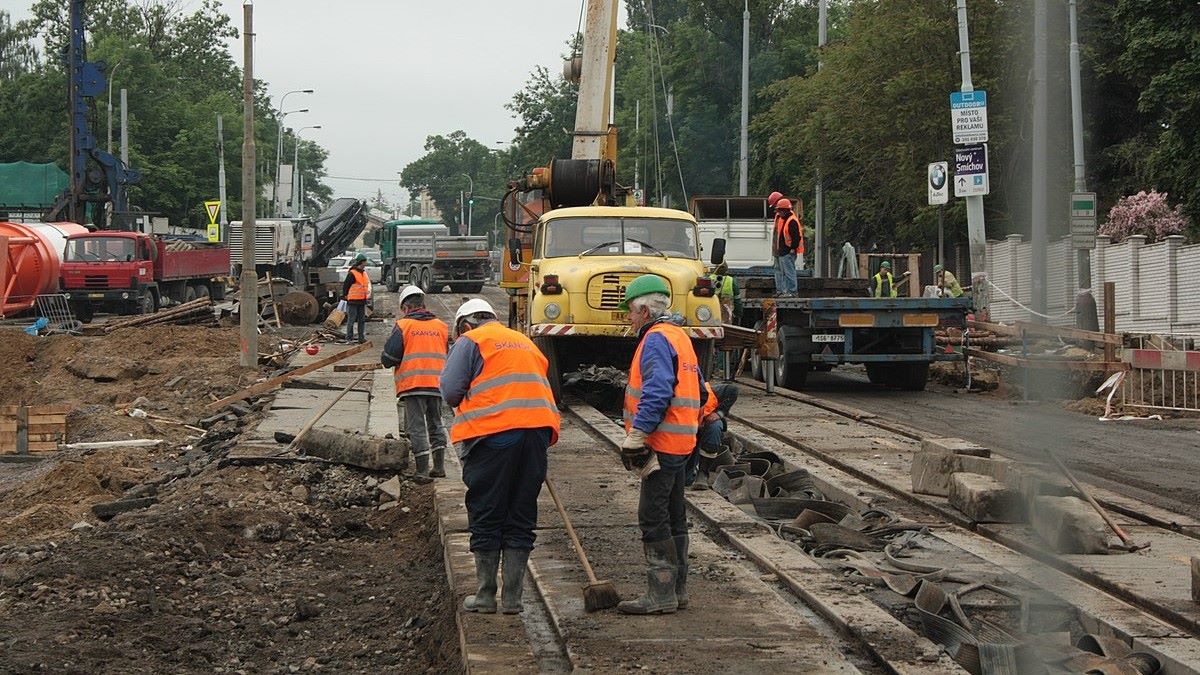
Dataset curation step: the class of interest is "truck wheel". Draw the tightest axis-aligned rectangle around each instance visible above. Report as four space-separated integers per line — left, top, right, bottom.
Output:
462 282 484 294
892 363 930 391
781 360 808 390
408 266 419 286
185 285 197 303
195 283 211 300
386 267 400 293
532 336 564 407
139 292 156 315
865 363 890 385
420 267 436 294
71 301 94 324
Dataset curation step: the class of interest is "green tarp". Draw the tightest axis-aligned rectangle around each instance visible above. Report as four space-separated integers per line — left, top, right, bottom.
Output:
0 161 68 208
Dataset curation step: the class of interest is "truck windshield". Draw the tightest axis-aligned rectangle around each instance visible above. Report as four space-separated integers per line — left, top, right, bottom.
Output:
542 217 698 258
65 237 136 262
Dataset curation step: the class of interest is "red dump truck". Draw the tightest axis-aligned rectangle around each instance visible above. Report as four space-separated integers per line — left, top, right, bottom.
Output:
59 231 229 322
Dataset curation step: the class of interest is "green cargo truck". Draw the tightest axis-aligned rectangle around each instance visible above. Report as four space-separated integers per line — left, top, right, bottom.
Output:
377 219 492 293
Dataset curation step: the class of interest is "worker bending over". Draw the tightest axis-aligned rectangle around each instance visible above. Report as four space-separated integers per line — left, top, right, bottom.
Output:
381 285 449 483
341 253 371 343
689 382 739 491
773 198 804 296
872 261 898 298
935 264 964 298
618 275 709 615
441 298 560 616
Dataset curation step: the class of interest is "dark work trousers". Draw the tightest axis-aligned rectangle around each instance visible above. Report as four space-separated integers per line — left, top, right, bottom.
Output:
687 383 740 484
345 302 367 343
462 428 551 552
639 451 690 543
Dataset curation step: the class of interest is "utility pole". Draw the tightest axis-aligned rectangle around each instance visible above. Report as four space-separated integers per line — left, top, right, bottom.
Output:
217 114 227 231
106 61 121 155
292 125 321 216
738 0 749 196
119 88 128 168
956 0 988 316
1030 0 1048 319
1068 0 1089 288
240 3 258 368
813 0 827 275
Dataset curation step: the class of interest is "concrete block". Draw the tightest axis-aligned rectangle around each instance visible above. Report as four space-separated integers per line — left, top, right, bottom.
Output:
949 472 1026 523
921 437 990 458
911 451 1009 497
1032 496 1110 554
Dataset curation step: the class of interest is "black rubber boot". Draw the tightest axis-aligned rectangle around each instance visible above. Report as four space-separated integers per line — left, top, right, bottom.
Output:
500 548 531 615
412 451 433 485
463 549 500 613
430 447 446 478
617 540 678 615
673 534 689 609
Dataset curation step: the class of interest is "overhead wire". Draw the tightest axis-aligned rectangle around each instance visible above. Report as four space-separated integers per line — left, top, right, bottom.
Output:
646 0 688 206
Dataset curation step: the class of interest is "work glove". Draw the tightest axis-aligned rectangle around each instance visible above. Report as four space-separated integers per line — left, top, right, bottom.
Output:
620 429 659 478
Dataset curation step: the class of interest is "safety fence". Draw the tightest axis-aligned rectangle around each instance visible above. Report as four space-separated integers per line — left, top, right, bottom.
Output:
1118 347 1200 413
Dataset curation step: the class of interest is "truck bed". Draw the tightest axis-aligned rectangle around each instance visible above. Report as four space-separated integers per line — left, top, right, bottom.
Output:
157 243 230 281
393 235 489 261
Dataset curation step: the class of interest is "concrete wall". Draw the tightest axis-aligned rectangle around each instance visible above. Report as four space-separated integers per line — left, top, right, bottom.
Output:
985 234 1196 335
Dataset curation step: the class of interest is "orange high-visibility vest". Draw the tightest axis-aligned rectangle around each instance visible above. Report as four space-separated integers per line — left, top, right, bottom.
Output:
701 381 719 419
347 268 370 301
449 322 560 445
623 322 703 455
393 317 449 395
774 212 805 255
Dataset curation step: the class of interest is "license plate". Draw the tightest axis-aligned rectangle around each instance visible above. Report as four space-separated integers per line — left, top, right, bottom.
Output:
88 293 104 299
611 311 628 321
812 333 845 343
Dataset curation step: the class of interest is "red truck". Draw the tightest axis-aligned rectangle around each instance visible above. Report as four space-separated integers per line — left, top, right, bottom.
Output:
59 231 229 322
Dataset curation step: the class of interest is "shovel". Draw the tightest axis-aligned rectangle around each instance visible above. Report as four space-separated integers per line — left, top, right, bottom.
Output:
544 478 622 611
1045 448 1150 553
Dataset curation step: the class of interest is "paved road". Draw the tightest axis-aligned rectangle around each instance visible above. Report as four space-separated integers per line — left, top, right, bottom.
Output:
796 367 1200 519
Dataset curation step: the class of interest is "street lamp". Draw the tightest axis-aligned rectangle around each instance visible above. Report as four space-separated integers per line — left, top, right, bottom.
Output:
461 173 474 235
292 125 321 216
107 60 122 155
274 107 309 215
273 88 312 215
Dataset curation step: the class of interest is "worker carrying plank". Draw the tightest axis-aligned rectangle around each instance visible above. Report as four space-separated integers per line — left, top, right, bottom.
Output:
381 285 450 483
441 297 560 615
618 274 710 615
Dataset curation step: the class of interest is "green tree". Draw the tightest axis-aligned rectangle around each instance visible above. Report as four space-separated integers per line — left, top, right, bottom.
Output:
0 10 37 79
400 131 509 240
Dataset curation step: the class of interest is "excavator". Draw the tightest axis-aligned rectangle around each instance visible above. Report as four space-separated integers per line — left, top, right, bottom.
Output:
501 0 724 400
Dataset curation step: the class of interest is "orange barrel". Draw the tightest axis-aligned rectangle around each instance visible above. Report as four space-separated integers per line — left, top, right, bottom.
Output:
0 221 89 317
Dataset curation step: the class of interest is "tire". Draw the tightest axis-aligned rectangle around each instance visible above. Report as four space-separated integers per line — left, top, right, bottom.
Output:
782 359 808 390
461 282 484 294
195 283 211 300
421 267 436 294
865 363 889 385
386 267 400 293
71 301 94 324
892 362 930 391
185 285 197 303
139 291 156 315
532 336 564 407
695 339 715 379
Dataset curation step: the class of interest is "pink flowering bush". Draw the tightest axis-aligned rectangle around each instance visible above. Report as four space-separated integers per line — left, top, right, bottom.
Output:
1100 190 1189 242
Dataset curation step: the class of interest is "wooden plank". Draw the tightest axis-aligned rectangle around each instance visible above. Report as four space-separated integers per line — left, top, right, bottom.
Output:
0 404 71 416
333 362 385 372
206 341 373 411
1104 282 1117 363
0 423 66 433
965 348 1129 372
1014 320 1122 346
0 433 64 443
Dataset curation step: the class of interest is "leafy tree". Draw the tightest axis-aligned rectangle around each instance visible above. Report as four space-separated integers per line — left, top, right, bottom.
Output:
399 131 509 240
0 10 37 79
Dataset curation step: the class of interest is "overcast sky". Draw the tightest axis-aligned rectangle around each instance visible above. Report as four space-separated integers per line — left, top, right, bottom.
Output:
3 0 622 206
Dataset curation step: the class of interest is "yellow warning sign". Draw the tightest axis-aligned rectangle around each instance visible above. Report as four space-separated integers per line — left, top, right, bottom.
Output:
204 200 221 243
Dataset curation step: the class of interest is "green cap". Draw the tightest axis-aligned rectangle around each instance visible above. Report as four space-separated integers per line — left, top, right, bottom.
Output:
933 263 944 272
619 274 671 311
880 261 891 269
354 253 368 264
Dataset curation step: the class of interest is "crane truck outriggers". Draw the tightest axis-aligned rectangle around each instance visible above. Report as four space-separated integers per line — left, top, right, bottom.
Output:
500 0 723 400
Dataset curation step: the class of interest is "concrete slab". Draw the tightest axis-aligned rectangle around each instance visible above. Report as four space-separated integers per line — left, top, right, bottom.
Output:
1032 496 1110 554
948 472 1025 523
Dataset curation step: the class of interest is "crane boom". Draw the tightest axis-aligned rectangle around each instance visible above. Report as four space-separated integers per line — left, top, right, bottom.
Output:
570 0 619 163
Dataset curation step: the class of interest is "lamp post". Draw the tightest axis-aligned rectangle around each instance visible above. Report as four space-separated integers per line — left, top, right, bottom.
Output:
292 125 321 216
461 173 474 235
273 88 312 215
106 60 122 155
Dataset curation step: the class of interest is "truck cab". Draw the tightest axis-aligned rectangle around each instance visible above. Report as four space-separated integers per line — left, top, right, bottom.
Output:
60 231 158 319
515 206 724 395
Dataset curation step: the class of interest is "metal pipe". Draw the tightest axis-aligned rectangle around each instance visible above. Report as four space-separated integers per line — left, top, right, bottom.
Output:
1069 0 1090 288
738 0 749 196
119 88 128 168
106 61 121 155
240 2 258 369
957 0 988 316
1031 0 1049 318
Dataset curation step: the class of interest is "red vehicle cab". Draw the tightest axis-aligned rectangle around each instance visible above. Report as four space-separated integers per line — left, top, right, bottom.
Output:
60 231 229 322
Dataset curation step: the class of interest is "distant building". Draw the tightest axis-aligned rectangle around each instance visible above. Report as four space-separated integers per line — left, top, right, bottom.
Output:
419 189 442 221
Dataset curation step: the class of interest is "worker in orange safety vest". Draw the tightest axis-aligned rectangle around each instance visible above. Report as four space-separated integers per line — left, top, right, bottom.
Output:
773 198 804 296
381 285 449 483
341 253 371 343
618 274 709 615
441 298 560 616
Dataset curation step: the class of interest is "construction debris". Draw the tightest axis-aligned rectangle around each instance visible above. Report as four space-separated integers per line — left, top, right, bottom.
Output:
295 428 410 472
102 297 216 332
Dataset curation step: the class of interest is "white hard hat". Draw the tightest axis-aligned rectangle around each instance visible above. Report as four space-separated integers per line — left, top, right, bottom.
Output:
398 285 424 306
454 298 497 324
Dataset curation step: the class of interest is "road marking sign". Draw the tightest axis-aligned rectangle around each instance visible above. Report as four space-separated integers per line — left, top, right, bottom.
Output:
953 144 989 197
928 162 949 205
950 90 988 144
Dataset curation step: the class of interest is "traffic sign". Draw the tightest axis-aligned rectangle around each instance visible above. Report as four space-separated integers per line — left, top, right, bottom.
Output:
204 200 221 225
927 162 949 205
950 90 988 144
1071 192 1097 218
953 144 989 197
1070 192 1097 249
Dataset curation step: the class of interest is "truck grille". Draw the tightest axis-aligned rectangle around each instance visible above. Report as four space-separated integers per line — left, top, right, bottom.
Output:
587 272 665 310
83 275 110 289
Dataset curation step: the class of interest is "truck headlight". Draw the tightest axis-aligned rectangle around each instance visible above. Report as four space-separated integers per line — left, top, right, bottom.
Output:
544 302 562 320
696 305 713 323
121 292 129 300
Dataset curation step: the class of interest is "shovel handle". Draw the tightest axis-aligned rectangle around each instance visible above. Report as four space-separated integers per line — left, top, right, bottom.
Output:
545 477 601 584
1046 449 1135 546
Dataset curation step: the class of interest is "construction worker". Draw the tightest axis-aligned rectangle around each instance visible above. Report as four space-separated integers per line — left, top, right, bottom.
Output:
689 381 739 490
341 253 371 344
441 298 560 616
707 261 740 324
773 198 804 296
872 261 899 298
934 264 964 298
618 274 709 615
381 285 449 484
767 190 783 208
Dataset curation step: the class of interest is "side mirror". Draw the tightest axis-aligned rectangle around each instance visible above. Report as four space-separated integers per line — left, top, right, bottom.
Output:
508 237 522 264
710 237 726 265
